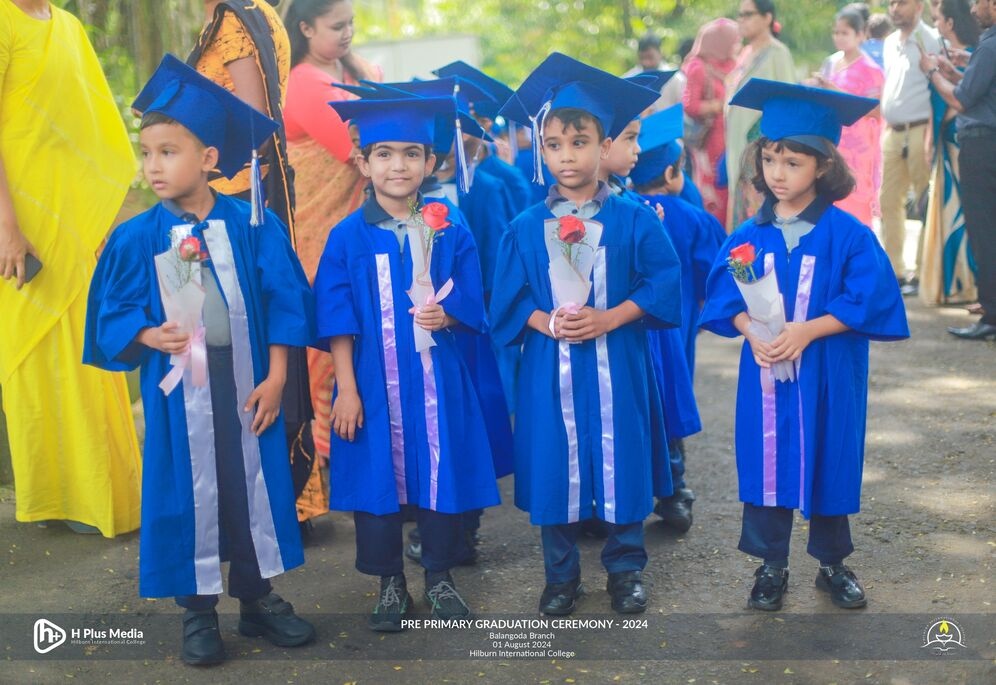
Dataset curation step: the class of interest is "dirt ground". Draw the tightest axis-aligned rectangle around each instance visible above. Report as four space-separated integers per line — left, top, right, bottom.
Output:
1 297 992 685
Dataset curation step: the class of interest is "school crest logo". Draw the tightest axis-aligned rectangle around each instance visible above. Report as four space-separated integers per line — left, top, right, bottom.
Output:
921 618 966 654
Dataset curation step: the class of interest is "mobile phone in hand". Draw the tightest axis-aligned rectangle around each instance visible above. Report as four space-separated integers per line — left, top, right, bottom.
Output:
23 253 43 284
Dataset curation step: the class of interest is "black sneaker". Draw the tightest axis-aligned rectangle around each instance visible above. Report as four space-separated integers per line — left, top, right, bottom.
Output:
239 593 315 647
424 573 470 619
748 564 788 611
181 609 225 666
370 574 412 632
654 488 695 533
815 564 867 609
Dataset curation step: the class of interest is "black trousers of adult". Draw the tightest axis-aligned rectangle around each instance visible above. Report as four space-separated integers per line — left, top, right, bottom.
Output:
959 129 996 325
738 503 854 566
176 345 272 611
354 508 465 577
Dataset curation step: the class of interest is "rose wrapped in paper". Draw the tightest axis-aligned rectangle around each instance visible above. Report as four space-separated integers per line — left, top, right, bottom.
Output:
407 201 454 358
727 243 796 383
544 216 603 340
154 229 209 394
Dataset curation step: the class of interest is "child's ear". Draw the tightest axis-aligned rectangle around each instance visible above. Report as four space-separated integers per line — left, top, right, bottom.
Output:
424 152 437 176
599 137 613 159
356 154 373 178
202 146 220 172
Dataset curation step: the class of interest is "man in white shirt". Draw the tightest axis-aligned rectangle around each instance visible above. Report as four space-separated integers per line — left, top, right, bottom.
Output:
623 33 687 112
880 0 940 292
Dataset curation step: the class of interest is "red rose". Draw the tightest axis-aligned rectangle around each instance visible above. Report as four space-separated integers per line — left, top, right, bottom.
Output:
558 215 586 245
179 236 203 262
729 242 756 265
421 203 451 231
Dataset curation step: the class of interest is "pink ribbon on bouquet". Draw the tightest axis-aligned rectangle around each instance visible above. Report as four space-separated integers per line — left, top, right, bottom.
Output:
548 303 581 339
159 325 207 395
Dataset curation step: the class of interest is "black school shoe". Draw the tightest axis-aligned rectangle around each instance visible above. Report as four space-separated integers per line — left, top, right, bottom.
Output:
181 609 225 666
370 574 413 632
815 564 867 609
748 564 789 611
606 571 648 614
654 488 696 533
425 572 471 619
238 593 316 647
539 577 584 616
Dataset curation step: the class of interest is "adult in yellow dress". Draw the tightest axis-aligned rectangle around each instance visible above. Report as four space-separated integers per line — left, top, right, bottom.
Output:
0 0 141 536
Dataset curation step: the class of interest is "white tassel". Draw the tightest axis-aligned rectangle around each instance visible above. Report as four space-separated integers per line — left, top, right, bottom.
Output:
249 149 264 227
529 100 552 186
507 120 519 159
455 116 471 193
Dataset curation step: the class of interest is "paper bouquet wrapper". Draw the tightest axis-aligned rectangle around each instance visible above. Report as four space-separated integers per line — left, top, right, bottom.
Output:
548 256 592 314
405 224 453 354
543 218 603 331
734 269 796 383
153 249 207 394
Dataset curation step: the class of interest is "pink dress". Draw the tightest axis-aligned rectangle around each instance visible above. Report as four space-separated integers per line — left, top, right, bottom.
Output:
826 52 884 226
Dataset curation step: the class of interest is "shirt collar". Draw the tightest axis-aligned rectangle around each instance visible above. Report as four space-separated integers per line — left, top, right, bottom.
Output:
981 26 996 43
545 181 612 211
162 194 216 224
362 193 423 225
755 193 830 226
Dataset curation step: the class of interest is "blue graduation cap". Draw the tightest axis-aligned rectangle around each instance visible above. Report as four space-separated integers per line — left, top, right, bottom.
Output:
629 104 685 188
328 96 456 148
133 54 278 224
370 76 498 117
729 78 878 154
432 61 514 120
498 53 661 184
625 69 678 94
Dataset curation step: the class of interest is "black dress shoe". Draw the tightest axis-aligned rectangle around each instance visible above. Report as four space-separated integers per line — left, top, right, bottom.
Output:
181 609 225 666
748 564 788 611
654 488 695 533
948 321 996 340
815 564 867 609
539 577 583 615
606 570 647 614
238 593 316 647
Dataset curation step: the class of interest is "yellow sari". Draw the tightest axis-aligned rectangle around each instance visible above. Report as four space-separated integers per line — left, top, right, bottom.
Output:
0 3 141 536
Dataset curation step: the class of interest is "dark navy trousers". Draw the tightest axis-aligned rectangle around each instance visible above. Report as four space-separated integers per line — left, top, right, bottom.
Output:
738 503 853 566
541 521 647 584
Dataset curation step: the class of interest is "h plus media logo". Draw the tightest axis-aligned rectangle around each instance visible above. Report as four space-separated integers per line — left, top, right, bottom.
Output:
33 618 66 654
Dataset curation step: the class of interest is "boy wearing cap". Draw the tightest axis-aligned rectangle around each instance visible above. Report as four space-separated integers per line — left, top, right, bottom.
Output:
699 79 909 611
598 104 709 535
491 54 680 616
313 96 499 631
83 55 316 665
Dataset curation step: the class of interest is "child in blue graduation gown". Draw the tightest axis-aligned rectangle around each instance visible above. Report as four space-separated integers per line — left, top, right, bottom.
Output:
82 56 316 666
314 96 499 631
599 105 704 534
699 80 909 612
492 54 678 616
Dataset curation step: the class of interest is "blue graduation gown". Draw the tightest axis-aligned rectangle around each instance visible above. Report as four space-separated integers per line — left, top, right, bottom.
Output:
515 147 554 205
478 154 532 217
459 168 522 414
698 203 909 518
640 193 726 375
490 194 682 525
312 205 500 515
82 195 314 598
425 188 514 479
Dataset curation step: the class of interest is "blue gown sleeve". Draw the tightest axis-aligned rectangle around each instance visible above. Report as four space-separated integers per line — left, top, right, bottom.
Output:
489 223 541 347
629 206 682 329
824 226 910 341
441 225 487 334
698 232 746 338
82 225 158 371
692 211 726 303
312 223 361 350
257 212 316 348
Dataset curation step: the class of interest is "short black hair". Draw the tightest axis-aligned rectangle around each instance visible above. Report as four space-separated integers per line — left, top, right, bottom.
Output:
750 136 855 202
544 107 606 142
632 150 685 195
867 13 893 39
360 142 433 159
638 33 662 52
140 111 180 130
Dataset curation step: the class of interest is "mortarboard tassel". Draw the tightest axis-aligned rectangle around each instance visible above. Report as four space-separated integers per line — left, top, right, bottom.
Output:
529 100 552 186
507 119 519 160
249 149 264 226
455 115 472 193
